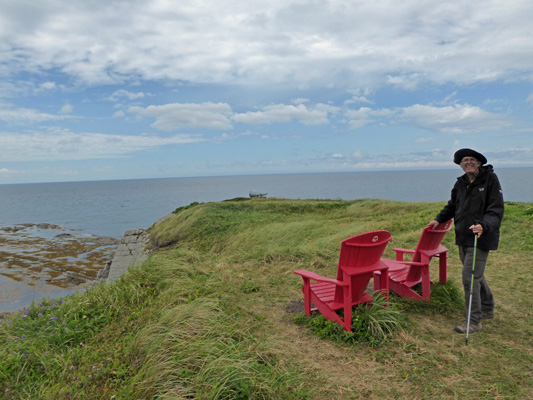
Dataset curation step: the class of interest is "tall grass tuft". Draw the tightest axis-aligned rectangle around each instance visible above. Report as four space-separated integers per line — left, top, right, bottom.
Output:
128 299 306 400
295 293 407 347
394 281 464 314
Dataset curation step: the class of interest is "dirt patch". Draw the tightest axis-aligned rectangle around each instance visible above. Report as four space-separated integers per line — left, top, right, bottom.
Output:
285 299 305 313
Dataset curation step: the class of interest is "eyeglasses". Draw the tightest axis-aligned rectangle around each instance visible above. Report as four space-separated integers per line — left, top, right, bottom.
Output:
461 157 479 164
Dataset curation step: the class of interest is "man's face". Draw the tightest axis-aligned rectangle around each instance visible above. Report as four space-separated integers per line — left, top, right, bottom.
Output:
460 156 481 175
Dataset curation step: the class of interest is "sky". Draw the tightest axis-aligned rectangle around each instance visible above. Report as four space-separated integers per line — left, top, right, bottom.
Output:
1 0 532 184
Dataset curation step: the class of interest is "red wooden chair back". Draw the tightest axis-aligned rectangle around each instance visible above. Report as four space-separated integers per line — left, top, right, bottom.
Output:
336 230 392 273
335 230 392 303
405 220 452 281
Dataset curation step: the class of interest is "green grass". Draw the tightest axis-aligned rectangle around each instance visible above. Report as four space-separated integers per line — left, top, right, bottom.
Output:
294 292 409 347
1 198 532 399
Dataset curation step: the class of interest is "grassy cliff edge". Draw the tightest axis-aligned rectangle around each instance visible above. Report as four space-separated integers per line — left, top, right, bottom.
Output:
1 198 532 399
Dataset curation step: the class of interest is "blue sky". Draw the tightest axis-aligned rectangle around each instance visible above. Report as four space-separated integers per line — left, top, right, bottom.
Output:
1 0 532 184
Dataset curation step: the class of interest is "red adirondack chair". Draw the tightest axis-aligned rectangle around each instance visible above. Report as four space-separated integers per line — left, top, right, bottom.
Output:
294 230 391 332
375 220 452 300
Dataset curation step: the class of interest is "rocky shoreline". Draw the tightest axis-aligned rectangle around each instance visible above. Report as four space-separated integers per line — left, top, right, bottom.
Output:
0 223 151 313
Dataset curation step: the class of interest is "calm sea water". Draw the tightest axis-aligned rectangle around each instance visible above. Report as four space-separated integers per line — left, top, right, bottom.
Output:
0 168 531 238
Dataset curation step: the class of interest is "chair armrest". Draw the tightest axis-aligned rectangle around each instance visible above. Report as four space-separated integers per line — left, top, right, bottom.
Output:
393 248 415 254
382 260 426 268
394 261 426 267
393 248 415 261
294 270 348 286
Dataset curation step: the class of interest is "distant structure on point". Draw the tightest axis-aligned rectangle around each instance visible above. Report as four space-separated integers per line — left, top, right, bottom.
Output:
249 190 267 198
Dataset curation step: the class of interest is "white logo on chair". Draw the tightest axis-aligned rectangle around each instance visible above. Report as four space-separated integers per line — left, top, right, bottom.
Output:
372 235 379 242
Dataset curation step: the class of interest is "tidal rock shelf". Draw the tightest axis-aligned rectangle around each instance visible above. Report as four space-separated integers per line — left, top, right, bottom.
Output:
0 224 119 313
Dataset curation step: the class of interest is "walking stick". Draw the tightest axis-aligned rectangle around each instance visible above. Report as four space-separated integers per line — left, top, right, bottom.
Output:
465 225 479 346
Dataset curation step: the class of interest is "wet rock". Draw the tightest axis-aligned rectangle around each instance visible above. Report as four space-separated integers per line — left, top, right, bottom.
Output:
36 223 63 230
0 225 118 312
106 229 150 283
1 226 25 233
97 261 112 281
79 236 120 247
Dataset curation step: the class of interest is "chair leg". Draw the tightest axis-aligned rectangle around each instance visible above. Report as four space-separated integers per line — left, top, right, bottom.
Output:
373 271 381 291
302 278 312 316
421 267 430 299
373 270 389 307
343 286 352 332
381 269 389 305
438 252 448 284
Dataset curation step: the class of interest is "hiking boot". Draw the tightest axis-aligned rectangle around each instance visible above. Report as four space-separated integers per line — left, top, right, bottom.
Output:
454 320 482 334
482 310 495 319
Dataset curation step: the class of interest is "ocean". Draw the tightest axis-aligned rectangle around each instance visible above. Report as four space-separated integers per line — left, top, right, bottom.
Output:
1 168 531 238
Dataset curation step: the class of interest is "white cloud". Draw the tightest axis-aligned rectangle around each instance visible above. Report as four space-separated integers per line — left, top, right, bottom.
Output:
0 130 205 162
345 96 373 105
399 104 511 134
39 81 56 90
232 103 331 125
345 106 394 130
347 118 371 130
415 137 435 144
1 1 532 88
128 102 233 131
292 98 309 105
108 89 146 102
343 103 511 134
0 103 67 124
60 103 73 114
386 74 421 90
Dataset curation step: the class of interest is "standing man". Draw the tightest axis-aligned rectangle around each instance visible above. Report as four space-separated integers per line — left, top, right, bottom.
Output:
429 149 504 334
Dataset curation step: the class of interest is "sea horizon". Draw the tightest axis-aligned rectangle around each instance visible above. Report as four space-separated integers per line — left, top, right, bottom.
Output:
1 167 531 239
2 165 531 187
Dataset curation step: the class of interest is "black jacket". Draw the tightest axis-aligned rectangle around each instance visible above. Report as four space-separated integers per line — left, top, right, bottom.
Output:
435 165 504 250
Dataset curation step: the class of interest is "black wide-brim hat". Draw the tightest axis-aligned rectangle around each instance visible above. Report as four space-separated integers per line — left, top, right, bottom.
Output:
453 148 487 165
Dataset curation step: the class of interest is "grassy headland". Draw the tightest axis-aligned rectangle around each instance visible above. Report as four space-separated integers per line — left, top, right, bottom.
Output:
1 198 531 399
